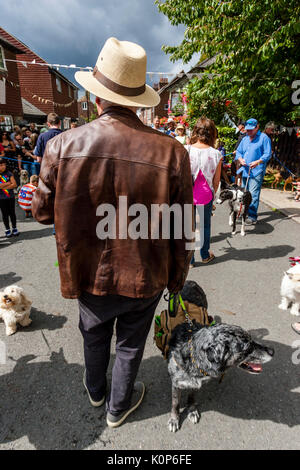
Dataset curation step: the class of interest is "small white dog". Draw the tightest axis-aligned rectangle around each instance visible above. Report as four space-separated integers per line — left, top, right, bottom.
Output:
0 285 32 335
278 264 300 316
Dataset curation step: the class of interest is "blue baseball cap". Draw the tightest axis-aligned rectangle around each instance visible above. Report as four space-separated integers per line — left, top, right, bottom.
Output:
245 118 258 130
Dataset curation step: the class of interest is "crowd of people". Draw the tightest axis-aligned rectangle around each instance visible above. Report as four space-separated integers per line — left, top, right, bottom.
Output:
0 113 66 237
0 123 41 181
149 114 272 264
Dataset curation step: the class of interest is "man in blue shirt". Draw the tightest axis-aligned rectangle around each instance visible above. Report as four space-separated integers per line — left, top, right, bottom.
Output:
34 113 62 164
235 118 272 224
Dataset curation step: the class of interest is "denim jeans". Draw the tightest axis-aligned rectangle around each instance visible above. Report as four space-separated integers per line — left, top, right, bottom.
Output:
190 199 213 263
242 171 265 221
23 162 40 177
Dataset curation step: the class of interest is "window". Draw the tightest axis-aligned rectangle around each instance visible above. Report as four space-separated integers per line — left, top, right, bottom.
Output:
63 118 71 130
74 89 78 100
56 77 62 93
82 101 88 111
0 46 7 72
0 115 13 132
68 85 73 98
164 104 169 111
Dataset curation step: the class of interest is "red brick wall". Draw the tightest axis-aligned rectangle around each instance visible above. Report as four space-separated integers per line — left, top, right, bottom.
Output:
0 28 78 119
51 72 78 119
154 89 169 119
0 47 23 120
78 100 95 120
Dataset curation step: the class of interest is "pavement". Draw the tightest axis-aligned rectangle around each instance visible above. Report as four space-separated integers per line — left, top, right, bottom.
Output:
261 188 300 224
0 190 299 450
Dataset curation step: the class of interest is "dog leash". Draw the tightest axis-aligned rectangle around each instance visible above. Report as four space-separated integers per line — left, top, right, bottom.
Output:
271 152 296 178
244 165 251 192
235 166 251 219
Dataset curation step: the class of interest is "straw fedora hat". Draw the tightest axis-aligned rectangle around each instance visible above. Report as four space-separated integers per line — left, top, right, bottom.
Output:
75 37 160 108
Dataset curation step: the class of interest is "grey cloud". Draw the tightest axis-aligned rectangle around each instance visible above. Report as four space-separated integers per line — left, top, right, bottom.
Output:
1 0 198 92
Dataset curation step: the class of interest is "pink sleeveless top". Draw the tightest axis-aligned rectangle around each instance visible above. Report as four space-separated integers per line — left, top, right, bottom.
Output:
193 170 213 205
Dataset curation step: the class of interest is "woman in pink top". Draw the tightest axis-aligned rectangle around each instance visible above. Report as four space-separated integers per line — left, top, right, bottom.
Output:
186 117 222 266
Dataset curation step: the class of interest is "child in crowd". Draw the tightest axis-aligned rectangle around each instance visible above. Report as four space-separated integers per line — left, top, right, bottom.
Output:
18 175 39 218
0 158 19 237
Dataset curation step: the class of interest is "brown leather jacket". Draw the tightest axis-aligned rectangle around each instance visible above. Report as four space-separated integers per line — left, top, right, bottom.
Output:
32 107 194 299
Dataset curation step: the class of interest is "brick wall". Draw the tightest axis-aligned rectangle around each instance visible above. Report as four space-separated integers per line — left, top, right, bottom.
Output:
153 78 169 119
0 27 78 120
154 89 169 119
51 72 78 119
0 47 23 121
77 98 95 120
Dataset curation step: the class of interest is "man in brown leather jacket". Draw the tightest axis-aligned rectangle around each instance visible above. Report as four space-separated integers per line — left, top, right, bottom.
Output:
32 37 193 428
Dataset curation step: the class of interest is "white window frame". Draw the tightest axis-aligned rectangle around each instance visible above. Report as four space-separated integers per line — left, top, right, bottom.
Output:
0 46 7 72
0 115 13 132
63 117 71 130
56 77 62 93
82 101 88 111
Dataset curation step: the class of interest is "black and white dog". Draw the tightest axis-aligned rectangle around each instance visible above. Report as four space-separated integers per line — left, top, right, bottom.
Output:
167 281 274 432
216 184 252 236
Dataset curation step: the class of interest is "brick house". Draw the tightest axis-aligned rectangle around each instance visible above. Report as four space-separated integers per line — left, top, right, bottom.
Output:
138 77 169 125
0 34 24 131
78 95 95 122
0 27 79 130
138 57 217 126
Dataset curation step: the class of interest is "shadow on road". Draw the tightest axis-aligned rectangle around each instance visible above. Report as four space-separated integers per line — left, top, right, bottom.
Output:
0 272 22 289
27 307 68 332
0 328 299 449
194 244 294 267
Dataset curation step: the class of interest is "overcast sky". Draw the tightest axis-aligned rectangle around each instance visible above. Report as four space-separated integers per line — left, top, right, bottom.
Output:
1 0 199 99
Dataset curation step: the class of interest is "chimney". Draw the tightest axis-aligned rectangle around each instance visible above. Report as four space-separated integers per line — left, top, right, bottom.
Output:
158 77 168 90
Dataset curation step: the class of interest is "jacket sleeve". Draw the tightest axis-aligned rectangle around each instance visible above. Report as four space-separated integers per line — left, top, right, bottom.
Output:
31 139 60 224
167 149 194 293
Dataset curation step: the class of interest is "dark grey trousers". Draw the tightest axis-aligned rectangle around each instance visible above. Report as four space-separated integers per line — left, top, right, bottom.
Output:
78 290 162 415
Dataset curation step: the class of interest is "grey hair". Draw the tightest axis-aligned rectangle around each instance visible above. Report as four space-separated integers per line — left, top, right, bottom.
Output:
97 98 118 107
265 121 276 129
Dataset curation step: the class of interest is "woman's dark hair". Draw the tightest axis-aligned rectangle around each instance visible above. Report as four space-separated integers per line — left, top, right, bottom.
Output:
190 117 217 147
0 158 7 164
0 131 12 143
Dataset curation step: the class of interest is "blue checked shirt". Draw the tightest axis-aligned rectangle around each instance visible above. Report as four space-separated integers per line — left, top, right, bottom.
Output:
235 130 272 177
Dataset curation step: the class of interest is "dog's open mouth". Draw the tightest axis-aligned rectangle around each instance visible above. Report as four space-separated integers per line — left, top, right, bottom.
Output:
4 298 12 305
239 362 262 374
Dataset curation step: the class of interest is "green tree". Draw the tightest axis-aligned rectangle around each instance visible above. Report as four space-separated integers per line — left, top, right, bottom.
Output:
156 0 300 125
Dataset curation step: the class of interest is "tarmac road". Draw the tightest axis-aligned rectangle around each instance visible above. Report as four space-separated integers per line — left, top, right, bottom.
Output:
0 201 299 450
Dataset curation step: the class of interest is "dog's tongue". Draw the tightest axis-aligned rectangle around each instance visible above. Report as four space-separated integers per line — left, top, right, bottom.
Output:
248 362 262 372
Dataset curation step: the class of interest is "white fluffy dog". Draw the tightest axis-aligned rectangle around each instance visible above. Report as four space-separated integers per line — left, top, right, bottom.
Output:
278 264 300 316
0 285 32 335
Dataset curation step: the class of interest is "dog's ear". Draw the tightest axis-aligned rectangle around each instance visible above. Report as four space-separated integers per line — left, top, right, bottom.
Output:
285 271 293 280
20 292 32 309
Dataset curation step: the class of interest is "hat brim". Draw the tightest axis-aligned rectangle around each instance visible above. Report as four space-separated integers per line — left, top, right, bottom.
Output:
75 71 160 108
245 125 256 130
